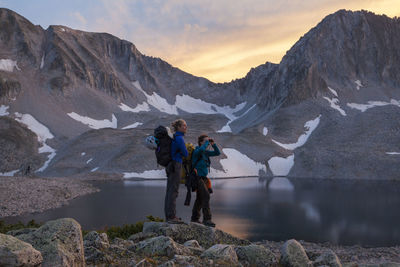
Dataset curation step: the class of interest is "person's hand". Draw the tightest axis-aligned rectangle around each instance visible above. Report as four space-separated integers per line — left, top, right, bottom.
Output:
209 138 215 145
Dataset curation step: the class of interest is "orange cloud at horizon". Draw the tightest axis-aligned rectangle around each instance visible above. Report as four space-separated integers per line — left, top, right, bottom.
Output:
136 1 400 83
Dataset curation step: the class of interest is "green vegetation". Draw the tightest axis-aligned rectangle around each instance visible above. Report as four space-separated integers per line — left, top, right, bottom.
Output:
0 219 42 234
100 215 164 240
0 215 164 240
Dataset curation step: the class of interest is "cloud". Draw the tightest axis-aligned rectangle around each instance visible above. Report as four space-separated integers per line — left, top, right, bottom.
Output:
71 11 87 28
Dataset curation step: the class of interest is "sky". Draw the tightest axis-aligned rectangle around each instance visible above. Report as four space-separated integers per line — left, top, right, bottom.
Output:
0 0 399 83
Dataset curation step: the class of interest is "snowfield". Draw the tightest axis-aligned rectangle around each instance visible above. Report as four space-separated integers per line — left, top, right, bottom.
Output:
0 169 20 177
268 155 295 176
14 113 56 172
272 115 321 150
122 122 143 130
0 105 10 116
124 148 266 179
347 99 400 112
268 115 321 176
0 59 20 72
323 97 347 116
68 112 117 129
263 127 268 136
119 102 150 113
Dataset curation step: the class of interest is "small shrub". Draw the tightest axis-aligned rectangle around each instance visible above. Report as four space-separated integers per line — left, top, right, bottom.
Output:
99 215 164 240
0 219 41 234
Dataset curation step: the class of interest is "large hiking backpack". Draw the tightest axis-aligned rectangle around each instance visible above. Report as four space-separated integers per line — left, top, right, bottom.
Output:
154 125 173 167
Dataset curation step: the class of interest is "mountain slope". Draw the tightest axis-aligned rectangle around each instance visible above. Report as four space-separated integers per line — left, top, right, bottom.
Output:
0 8 399 179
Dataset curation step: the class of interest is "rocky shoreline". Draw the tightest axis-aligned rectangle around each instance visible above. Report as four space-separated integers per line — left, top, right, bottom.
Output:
0 176 99 218
1 218 399 267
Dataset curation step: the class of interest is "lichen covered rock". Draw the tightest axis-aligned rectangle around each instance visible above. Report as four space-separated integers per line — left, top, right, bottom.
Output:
280 239 312 267
0 233 43 267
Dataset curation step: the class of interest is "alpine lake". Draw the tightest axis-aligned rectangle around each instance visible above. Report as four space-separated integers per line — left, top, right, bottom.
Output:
4 177 400 247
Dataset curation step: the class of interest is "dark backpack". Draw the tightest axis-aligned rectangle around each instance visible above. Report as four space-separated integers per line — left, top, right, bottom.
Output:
154 125 172 167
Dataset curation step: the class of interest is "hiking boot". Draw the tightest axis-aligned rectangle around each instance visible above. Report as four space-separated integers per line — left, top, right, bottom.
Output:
167 217 185 224
203 220 216 227
190 219 201 224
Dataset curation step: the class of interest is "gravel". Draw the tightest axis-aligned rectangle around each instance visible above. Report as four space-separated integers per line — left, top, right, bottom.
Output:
257 240 400 265
0 176 99 218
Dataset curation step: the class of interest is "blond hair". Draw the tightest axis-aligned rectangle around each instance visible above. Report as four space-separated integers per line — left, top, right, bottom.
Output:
171 119 186 132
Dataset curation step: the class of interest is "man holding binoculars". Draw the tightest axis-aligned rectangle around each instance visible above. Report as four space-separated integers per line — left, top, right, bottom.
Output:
190 134 220 227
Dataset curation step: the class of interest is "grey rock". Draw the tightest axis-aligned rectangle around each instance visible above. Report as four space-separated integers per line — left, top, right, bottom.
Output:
183 240 202 249
134 235 192 258
280 239 313 267
158 260 175 267
83 231 110 250
201 244 239 266
16 218 85 267
143 222 250 249
136 258 156 267
0 233 43 267
129 231 157 243
235 244 277 267
314 249 342 267
6 228 37 237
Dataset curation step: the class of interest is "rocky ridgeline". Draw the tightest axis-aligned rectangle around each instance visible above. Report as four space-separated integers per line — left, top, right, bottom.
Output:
0 218 399 267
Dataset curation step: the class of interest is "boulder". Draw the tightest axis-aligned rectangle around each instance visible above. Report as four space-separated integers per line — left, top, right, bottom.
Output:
142 222 250 248
133 235 192 258
83 231 110 250
313 249 342 267
0 233 43 267
235 244 277 267
183 240 202 249
201 244 239 266
128 231 157 243
16 218 85 267
280 239 313 267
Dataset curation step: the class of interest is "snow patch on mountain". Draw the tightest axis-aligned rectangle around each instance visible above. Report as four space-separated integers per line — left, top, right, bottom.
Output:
86 158 93 164
209 148 266 178
217 104 255 133
0 169 19 177
0 105 10 116
124 148 265 179
323 97 347 116
91 167 99 172
119 102 150 113
328 87 338 97
40 55 44 69
122 122 143 129
81 152 86 156
14 113 56 172
0 59 20 72
263 127 268 136
386 152 400 155
347 99 400 112
355 80 363 90
268 155 295 176
133 81 178 115
272 115 321 150
132 81 249 128
124 169 166 179
68 112 117 129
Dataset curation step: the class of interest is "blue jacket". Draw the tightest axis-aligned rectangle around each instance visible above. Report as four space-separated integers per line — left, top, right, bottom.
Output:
191 141 221 177
171 131 188 163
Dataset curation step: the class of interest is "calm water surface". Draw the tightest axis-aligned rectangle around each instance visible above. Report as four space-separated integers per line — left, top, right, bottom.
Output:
5 177 400 247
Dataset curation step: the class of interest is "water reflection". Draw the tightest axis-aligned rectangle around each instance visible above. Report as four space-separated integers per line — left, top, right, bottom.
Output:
4 177 400 247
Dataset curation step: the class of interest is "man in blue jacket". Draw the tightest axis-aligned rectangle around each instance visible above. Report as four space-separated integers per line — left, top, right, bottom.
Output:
165 119 188 224
191 134 220 227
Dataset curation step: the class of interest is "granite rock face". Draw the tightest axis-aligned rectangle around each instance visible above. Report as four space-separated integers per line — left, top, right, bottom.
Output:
15 218 85 267
0 233 43 267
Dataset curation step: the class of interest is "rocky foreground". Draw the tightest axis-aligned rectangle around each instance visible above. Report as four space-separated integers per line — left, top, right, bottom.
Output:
1 218 400 267
0 176 99 217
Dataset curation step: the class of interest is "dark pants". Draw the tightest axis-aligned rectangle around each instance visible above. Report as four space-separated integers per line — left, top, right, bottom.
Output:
165 161 182 220
191 177 211 221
